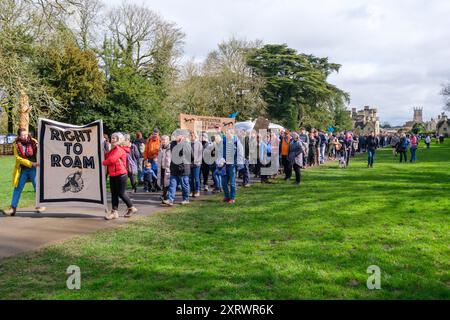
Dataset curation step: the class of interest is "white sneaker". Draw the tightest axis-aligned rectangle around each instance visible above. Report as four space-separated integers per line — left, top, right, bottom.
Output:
181 200 190 205
35 206 46 213
124 206 138 218
203 186 209 191
105 210 119 220
3 207 16 216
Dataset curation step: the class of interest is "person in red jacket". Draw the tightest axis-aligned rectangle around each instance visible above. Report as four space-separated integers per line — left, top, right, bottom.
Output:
102 132 137 220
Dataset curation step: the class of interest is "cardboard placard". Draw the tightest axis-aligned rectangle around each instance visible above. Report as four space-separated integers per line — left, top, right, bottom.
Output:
179 114 235 132
253 116 270 132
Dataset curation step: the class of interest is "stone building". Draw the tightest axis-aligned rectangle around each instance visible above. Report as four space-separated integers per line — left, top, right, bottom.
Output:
402 107 438 133
436 113 450 137
350 106 380 135
404 107 423 129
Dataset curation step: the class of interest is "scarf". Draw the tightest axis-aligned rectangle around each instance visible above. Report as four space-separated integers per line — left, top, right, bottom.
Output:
16 136 37 159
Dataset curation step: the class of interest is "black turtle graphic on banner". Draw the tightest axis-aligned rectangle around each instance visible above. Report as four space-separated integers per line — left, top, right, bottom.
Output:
62 171 84 193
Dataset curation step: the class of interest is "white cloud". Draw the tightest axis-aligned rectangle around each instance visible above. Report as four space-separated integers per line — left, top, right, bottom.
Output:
107 0 450 125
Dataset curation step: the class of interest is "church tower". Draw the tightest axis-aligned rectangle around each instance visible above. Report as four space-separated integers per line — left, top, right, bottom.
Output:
413 107 423 123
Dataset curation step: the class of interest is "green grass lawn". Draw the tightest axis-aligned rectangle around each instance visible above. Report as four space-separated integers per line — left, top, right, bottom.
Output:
0 142 449 299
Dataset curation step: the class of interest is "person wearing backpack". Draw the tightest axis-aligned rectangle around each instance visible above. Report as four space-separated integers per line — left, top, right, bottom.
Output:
102 133 137 220
397 133 409 163
162 133 191 206
410 134 419 163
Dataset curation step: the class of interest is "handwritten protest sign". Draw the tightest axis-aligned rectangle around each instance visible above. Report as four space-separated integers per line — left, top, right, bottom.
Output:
179 114 235 132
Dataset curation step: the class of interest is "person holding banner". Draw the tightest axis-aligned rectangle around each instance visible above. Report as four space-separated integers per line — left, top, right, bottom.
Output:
102 132 137 220
2 128 46 216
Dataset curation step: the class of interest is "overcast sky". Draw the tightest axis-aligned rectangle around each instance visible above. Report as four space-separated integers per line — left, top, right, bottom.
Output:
108 0 450 125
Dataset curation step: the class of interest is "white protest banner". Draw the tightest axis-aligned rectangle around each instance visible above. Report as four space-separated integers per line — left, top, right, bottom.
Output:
36 119 107 209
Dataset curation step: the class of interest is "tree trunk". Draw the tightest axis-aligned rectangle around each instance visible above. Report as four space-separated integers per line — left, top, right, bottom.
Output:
7 109 13 134
5 98 14 134
19 91 32 132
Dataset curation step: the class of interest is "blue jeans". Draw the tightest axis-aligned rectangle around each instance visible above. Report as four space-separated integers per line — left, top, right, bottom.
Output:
189 165 201 193
368 149 375 166
410 147 417 162
213 172 222 190
222 164 236 200
239 161 250 185
11 167 36 208
167 175 190 202
320 144 326 163
150 159 158 176
137 158 144 182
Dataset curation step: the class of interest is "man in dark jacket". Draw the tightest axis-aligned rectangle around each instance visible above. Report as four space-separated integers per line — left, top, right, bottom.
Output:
287 132 305 185
365 132 379 168
163 134 191 206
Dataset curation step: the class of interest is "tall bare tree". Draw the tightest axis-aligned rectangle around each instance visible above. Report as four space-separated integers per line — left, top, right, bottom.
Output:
170 38 266 119
0 0 61 133
71 0 104 50
105 2 184 77
442 83 450 111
